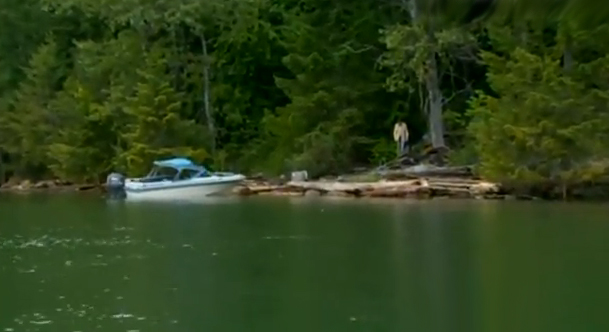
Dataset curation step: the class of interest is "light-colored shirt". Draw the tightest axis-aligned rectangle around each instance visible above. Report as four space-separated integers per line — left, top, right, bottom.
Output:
393 122 409 142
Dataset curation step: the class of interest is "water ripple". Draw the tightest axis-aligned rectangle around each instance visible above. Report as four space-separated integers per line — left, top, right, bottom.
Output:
3 307 180 332
0 236 164 250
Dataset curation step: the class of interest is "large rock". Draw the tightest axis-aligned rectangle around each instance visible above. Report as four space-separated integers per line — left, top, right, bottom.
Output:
291 170 309 182
232 185 251 195
304 189 321 197
17 180 32 190
470 181 500 195
1 176 22 189
33 180 57 189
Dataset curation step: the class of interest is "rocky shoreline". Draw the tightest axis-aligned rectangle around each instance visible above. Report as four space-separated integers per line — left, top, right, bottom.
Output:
0 179 100 193
1 150 606 201
5 175 608 201
0 175 509 200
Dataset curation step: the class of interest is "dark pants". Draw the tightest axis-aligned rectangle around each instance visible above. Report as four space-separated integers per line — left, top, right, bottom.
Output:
397 138 409 156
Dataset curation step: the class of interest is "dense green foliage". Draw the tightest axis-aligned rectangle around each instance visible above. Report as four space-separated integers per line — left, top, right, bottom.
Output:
1 0 609 186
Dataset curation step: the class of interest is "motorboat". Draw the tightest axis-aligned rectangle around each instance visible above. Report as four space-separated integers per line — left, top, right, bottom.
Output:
105 158 245 200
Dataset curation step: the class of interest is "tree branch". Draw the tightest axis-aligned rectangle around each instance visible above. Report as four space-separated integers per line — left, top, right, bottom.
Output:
341 44 374 54
441 84 473 106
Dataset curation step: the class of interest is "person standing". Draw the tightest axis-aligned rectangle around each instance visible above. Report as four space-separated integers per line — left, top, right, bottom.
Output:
393 121 409 157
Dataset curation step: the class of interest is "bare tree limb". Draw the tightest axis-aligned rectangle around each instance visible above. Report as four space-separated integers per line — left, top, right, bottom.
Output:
441 84 473 106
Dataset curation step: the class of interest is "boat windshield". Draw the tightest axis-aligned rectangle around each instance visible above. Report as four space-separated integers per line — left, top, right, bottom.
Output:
176 168 199 180
138 163 210 182
136 167 178 182
149 167 177 177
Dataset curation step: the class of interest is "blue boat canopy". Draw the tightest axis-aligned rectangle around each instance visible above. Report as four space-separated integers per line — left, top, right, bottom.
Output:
153 158 199 169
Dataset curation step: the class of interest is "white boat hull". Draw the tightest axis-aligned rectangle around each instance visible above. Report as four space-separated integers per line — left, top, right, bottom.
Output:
124 175 244 201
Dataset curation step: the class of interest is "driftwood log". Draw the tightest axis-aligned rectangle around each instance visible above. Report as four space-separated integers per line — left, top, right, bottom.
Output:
375 165 474 179
287 179 429 197
232 176 501 199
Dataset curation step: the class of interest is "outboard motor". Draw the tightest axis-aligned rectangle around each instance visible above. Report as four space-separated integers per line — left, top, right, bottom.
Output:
105 172 126 199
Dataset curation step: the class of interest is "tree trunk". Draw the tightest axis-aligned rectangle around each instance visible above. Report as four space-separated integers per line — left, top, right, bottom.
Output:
201 33 215 153
563 35 573 72
563 48 573 71
426 53 446 148
0 149 4 184
408 0 446 148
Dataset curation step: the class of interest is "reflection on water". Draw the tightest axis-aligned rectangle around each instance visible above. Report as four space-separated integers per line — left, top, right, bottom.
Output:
1 195 609 332
116 195 244 205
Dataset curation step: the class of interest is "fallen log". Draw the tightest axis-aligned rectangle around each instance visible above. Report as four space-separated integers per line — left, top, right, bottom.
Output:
248 185 281 193
286 179 423 195
76 184 98 191
426 177 482 184
362 185 431 198
231 184 282 195
376 165 474 178
236 176 501 199
429 186 472 192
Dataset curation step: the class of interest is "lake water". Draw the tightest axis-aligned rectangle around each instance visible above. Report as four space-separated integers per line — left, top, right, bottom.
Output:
1 194 609 332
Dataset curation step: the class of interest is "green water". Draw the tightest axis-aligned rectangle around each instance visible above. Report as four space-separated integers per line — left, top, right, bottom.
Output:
1 194 609 332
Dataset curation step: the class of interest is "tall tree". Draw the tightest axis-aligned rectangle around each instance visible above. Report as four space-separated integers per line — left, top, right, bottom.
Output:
381 0 478 149
253 0 402 175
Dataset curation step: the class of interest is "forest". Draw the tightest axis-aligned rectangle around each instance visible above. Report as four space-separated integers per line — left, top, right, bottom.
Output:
1 0 609 188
